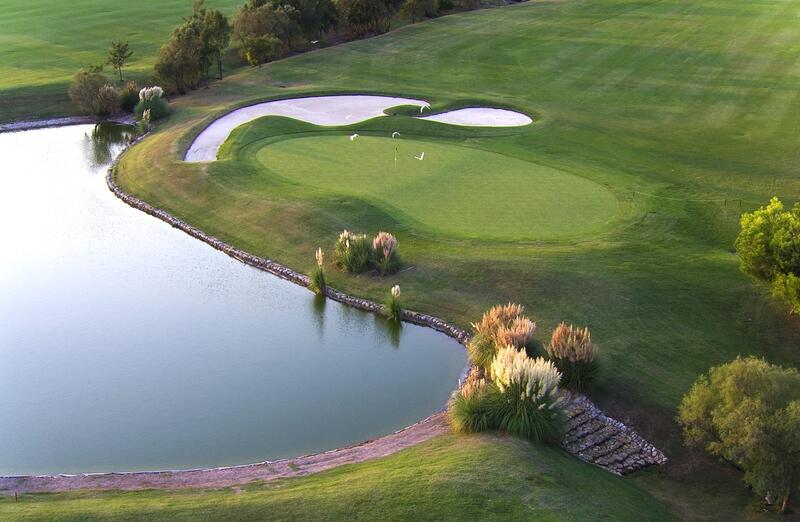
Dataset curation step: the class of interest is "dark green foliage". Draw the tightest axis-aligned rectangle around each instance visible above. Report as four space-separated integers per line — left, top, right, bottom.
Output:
337 0 390 36
118 81 139 113
233 1 302 62
333 232 373 273
154 25 202 94
134 96 170 120
550 359 598 392
448 384 495 434
401 0 438 23
385 292 402 321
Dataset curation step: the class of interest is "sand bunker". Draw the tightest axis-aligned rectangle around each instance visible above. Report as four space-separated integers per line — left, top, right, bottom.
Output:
185 95 427 162
184 96 532 162
419 107 532 127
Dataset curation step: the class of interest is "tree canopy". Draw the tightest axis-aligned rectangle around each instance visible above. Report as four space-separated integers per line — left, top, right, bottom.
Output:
106 41 133 81
678 357 800 513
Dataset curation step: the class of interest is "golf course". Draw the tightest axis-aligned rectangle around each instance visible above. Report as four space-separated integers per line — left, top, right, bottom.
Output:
2 0 800 519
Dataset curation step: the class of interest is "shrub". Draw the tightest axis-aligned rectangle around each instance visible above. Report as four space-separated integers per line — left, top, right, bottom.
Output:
134 86 170 121
491 346 565 443
68 69 109 116
449 346 565 444
118 81 139 113
334 230 372 273
448 374 495 434
386 285 402 321
546 322 599 392
97 84 120 117
735 197 800 281
373 231 399 275
678 357 800 513
467 303 535 372
401 0 439 23
310 247 326 294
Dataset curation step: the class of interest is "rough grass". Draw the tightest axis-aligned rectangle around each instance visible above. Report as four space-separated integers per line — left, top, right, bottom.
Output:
0 435 677 522
0 0 242 122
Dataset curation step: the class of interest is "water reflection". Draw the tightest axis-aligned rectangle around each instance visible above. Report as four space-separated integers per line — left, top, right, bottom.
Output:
82 122 133 167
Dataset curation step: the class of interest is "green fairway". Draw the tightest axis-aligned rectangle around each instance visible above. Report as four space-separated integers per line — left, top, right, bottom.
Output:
0 435 677 521
251 133 618 240
6 0 800 517
0 0 241 122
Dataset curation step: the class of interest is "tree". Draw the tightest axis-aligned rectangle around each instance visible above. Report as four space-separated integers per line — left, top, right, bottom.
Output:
678 357 800 513
154 24 202 94
106 41 133 82
68 69 108 116
243 34 281 66
187 1 231 82
284 0 337 39
336 0 390 36
736 197 800 281
400 0 438 23
233 1 302 59
735 197 800 313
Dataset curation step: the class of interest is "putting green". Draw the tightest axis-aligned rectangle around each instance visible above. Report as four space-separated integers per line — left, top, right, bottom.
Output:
255 135 618 241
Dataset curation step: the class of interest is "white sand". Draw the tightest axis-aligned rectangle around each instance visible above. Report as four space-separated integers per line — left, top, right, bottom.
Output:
184 96 533 162
419 107 532 127
185 95 427 162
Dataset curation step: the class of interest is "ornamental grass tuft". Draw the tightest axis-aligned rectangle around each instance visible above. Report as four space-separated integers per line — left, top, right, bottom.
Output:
449 347 565 444
334 230 372 273
467 303 536 372
546 322 599 392
373 231 399 275
310 247 326 294
386 285 402 321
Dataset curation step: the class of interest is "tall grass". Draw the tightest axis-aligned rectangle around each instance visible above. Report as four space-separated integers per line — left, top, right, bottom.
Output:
449 346 565 444
334 230 372 273
310 247 326 294
373 231 399 275
467 303 536 372
386 285 402 321
546 323 599 392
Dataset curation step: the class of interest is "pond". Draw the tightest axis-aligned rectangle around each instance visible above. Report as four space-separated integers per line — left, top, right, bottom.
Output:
0 124 466 476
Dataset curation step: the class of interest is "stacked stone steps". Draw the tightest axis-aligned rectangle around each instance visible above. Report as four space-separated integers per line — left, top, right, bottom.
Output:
560 394 668 475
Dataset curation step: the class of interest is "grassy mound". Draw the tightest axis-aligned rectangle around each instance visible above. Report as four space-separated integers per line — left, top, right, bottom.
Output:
253 134 617 240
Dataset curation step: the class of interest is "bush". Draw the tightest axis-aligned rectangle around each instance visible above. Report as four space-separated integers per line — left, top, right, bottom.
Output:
97 84 120 117
401 0 439 22
546 322 599 392
448 347 565 444
373 231 399 275
678 357 800 513
467 303 536 372
118 81 139 113
448 375 495 434
385 285 402 321
68 69 109 116
310 248 326 294
134 87 170 121
334 230 373 273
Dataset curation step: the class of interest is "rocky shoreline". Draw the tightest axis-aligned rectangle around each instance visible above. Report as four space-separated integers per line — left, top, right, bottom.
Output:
0 123 666 495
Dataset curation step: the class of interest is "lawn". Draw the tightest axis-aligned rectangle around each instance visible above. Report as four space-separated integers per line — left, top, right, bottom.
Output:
0 434 678 521
5 0 800 518
225 118 619 240
0 0 241 123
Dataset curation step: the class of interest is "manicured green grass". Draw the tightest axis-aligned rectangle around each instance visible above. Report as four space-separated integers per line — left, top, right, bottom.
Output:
6 0 800 517
237 122 618 240
0 434 677 521
109 0 800 516
0 0 241 122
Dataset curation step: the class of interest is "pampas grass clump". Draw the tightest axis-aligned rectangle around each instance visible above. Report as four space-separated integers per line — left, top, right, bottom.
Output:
546 322 599 392
310 248 326 294
334 230 372 273
467 303 536 372
386 285 402 321
373 231 399 275
448 347 565 444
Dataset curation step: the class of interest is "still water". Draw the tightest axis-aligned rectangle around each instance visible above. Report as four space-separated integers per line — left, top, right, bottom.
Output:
0 124 466 475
